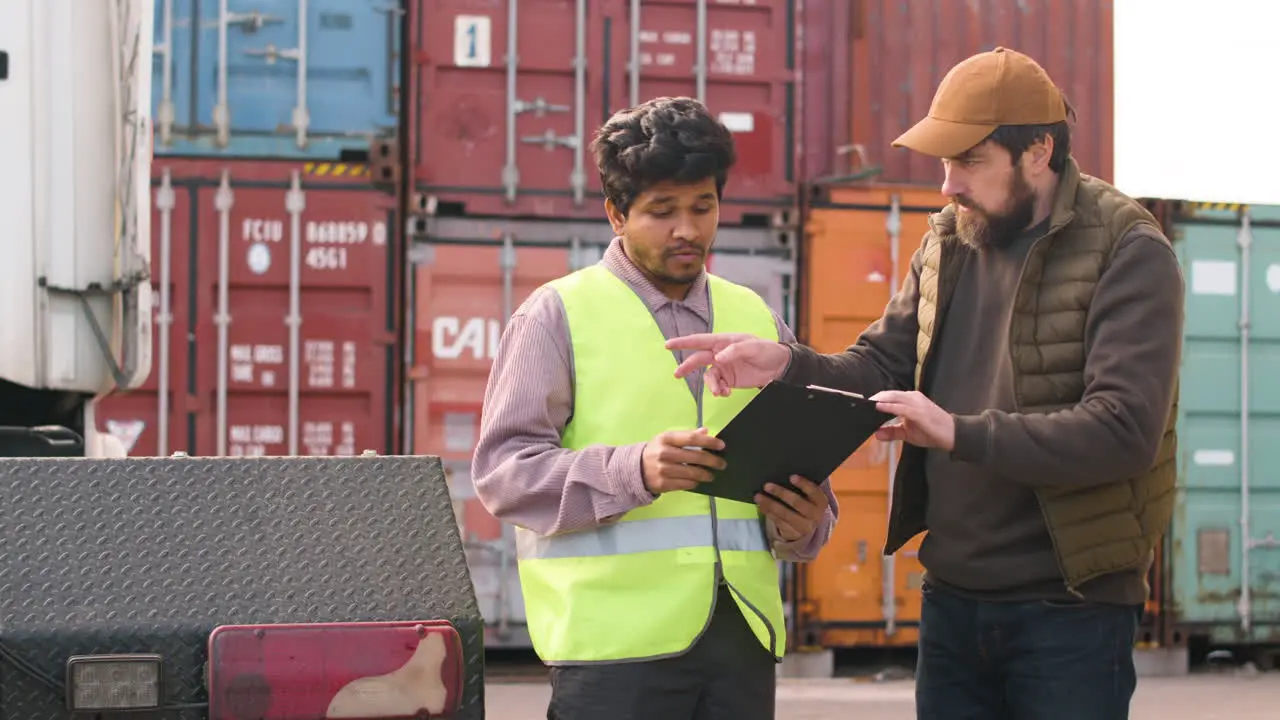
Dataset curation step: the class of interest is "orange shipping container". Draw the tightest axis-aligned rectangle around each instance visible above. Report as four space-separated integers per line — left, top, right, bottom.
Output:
795 184 947 649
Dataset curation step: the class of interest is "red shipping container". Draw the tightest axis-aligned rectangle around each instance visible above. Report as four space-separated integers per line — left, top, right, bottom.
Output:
795 0 853 184
409 240 574 466
407 0 796 225
798 0 1114 188
96 158 401 458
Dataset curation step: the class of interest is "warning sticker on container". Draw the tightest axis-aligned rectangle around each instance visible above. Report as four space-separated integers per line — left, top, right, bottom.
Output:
1267 264 1280 293
105 419 146 454
1190 259 1237 296
1193 449 1235 466
444 412 477 452
718 112 754 133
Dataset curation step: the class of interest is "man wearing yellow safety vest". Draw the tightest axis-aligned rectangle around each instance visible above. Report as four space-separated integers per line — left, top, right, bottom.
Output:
471 96 838 720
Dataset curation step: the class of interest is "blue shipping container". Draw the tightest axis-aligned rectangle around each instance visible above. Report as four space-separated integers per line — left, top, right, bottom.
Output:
152 0 400 160
1171 203 1280 646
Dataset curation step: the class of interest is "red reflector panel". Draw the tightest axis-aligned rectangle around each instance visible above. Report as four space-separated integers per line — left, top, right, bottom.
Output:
207 621 463 720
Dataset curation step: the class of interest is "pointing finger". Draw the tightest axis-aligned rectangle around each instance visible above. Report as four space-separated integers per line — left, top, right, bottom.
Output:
665 333 718 351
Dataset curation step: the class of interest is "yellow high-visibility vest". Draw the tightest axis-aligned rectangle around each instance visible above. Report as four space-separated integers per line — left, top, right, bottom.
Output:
514 263 787 664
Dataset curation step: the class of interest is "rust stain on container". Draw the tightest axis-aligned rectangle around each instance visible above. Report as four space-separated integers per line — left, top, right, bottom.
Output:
845 0 1114 186
1197 528 1231 576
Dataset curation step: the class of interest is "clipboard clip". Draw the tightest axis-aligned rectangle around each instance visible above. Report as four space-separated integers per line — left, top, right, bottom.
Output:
805 384 866 400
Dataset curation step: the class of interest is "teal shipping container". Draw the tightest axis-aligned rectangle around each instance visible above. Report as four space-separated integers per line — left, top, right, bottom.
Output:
1170 202 1280 651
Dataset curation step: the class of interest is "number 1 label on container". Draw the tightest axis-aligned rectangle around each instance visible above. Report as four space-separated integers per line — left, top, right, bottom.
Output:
454 15 491 68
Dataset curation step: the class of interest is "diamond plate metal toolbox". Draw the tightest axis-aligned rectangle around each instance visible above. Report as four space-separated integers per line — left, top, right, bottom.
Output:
0 455 486 719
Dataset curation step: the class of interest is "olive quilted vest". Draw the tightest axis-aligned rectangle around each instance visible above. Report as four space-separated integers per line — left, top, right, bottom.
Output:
889 160 1178 593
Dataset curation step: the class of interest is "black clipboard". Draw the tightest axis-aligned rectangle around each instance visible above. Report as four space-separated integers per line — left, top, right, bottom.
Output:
688 381 894 506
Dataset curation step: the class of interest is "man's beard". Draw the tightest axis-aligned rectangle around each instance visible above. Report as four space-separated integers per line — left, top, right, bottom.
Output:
953 169 1037 249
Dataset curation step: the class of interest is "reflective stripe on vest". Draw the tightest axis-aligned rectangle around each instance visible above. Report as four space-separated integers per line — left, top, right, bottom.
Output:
515 263 787 665
517 516 771 560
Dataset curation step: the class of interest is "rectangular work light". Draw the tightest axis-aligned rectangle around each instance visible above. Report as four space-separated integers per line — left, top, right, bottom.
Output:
66 653 163 712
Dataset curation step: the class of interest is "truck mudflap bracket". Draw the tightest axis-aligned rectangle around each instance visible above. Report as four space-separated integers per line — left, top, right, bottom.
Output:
38 271 150 391
0 454 485 719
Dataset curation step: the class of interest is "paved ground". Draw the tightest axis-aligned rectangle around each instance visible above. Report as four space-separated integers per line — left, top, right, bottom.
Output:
481 673 1280 719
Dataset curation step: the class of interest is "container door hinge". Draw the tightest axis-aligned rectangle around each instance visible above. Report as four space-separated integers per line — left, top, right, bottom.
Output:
521 129 580 151
499 234 517 326
513 97 570 116
242 42 300 65
38 271 151 390
1248 532 1280 550
224 10 285 31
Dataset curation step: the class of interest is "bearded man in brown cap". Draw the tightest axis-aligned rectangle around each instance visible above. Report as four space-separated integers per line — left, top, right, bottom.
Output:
665 47 1185 719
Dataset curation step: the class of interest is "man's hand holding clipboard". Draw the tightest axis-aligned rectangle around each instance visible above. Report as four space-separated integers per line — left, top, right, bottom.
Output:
638 425 831 543
665 333 958 453
656 380 893 519
661 334 900 523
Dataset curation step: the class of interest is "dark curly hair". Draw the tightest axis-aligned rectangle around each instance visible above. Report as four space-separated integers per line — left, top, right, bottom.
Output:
590 96 737 217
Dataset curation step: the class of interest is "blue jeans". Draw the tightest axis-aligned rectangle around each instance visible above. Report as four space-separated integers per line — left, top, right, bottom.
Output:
916 578 1141 720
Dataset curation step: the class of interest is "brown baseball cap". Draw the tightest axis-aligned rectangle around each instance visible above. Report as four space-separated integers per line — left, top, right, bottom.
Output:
892 47 1067 158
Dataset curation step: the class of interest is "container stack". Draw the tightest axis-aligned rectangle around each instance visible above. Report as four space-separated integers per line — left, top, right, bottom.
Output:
96 1 404 459
99 0 1253 664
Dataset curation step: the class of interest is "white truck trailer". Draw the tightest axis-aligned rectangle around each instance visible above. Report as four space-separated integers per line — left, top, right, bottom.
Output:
0 0 153 459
